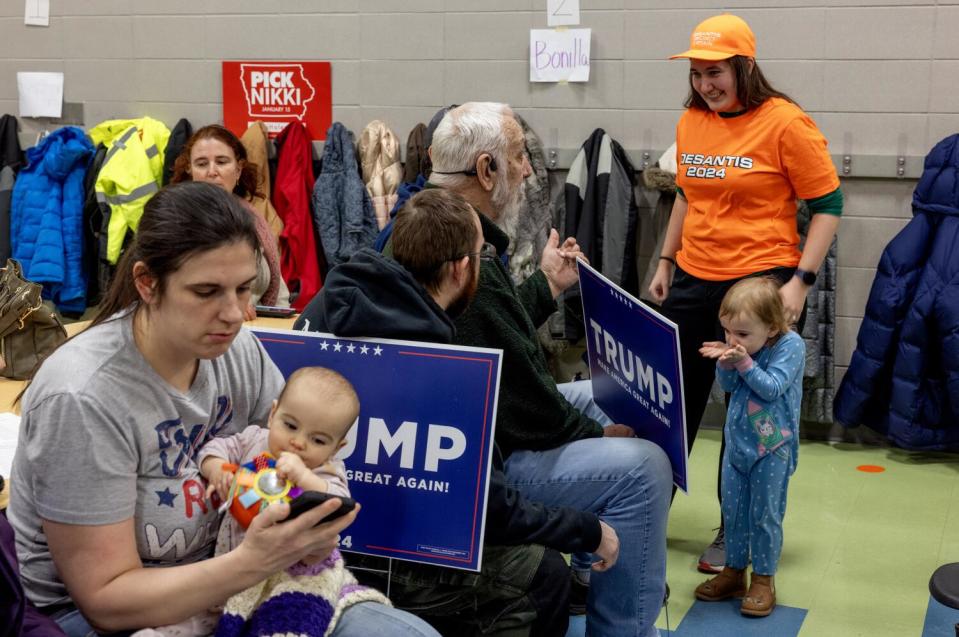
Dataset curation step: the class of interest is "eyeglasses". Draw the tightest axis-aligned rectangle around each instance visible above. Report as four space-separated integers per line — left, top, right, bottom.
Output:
463 242 498 262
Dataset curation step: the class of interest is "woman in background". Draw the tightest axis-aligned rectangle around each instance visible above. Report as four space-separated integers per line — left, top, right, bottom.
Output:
172 124 289 318
648 13 841 573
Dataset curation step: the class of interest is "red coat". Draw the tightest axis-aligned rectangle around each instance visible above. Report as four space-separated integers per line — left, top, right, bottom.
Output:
273 122 321 310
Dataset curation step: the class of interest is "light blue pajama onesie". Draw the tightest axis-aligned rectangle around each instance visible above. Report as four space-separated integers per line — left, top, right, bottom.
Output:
717 330 805 575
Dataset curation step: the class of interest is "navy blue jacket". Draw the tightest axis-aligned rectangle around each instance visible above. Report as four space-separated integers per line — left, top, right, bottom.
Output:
834 134 959 449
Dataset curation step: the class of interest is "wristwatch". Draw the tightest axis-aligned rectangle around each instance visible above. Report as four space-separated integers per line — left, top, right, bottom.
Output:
794 268 817 286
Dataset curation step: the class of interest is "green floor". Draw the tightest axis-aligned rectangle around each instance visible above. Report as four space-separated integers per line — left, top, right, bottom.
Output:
657 428 959 636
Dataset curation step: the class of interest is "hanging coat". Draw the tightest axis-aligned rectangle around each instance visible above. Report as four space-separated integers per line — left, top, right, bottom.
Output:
834 134 959 449
88 117 170 264
161 118 192 186
240 121 284 240
357 120 403 230
10 126 94 312
404 122 428 183
0 114 24 264
506 114 552 284
555 128 640 340
313 122 377 267
273 121 321 311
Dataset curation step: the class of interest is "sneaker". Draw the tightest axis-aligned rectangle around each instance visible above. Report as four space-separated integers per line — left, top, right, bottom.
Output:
569 572 588 615
698 527 725 574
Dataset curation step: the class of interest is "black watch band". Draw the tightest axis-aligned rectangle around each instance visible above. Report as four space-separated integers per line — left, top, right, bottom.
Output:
794 268 816 286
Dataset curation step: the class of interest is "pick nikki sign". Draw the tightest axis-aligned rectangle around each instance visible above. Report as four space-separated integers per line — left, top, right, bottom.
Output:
222 61 332 140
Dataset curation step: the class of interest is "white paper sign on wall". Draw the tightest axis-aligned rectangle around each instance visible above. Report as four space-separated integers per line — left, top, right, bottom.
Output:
547 0 580 27
17 72 63 118
24 0 49 26
530 28 591 83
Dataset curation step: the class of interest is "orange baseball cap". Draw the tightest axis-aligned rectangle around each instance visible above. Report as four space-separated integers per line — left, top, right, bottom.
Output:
670 14 755 61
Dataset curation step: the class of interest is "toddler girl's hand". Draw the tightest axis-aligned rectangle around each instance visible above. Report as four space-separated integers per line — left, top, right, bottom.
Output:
699 341 729 359
275 452 309 485
719 344 747 364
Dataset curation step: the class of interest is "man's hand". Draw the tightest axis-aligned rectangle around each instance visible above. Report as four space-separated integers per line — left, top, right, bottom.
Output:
592 521 620 572
275 452 310 486
603 424 636 438
540 229 587 298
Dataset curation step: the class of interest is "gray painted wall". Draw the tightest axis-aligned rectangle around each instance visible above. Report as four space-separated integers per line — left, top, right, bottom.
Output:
0 0 954 399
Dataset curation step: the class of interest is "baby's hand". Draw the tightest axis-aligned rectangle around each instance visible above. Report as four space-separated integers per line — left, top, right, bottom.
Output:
205 465 234 502
275 452 309 485
720 344 748 364
699 341 729 359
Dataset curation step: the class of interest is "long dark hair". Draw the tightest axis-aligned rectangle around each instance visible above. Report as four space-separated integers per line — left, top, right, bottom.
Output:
170 125 263 200
91 181 261 328
684 56 795 112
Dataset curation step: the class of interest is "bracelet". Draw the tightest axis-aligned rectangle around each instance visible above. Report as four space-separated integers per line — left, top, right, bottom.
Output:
659 256 676 266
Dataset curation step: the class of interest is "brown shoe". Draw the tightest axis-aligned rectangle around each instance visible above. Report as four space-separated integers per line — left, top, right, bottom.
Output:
694 566 746 601
741 573 776 617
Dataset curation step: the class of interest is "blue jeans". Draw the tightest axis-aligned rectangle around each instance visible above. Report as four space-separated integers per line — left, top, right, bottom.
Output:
54 601 441 637
504 381 671 637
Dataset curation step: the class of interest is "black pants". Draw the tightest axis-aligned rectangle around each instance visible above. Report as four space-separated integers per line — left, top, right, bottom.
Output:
352 543 569 637
660 266 806 504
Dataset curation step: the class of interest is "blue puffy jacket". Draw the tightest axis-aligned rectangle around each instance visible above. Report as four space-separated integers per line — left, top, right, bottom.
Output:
11 127 93 313
834 134 959 449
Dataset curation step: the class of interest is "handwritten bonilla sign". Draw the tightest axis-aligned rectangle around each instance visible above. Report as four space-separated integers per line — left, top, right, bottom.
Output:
529 28 591 83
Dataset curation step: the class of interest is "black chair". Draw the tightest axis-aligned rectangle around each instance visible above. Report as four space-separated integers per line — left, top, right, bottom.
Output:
929 563 959 637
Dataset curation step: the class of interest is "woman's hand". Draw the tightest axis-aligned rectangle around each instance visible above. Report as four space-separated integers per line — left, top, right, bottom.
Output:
648 260 674 303
237 497 359 573
778 276 808 326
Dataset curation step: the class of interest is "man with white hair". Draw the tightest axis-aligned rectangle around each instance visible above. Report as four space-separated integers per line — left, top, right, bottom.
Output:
429 102 672 637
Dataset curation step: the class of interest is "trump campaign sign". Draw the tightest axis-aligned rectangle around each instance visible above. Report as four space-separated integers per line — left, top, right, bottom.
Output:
222 61 332 140
251 327 501 571
577 260 690 492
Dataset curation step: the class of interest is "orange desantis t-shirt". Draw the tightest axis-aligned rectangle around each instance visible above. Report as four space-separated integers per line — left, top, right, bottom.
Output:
675 97 839 281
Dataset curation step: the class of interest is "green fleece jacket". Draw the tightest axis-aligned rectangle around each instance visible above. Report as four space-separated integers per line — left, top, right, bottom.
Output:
454 212 604 457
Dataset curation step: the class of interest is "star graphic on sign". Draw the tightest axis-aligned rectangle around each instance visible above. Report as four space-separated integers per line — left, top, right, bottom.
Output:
347 343 356 353
156 487 177 508
333 342 343 352
373 346 383 356
360 345 369 355
320 341 329 351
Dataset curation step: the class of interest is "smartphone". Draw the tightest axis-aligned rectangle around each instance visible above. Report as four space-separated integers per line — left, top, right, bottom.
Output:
255 305 296 318
287 491 357 524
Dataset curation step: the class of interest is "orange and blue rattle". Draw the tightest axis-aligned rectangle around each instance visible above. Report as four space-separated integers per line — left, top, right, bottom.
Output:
222 452 303 530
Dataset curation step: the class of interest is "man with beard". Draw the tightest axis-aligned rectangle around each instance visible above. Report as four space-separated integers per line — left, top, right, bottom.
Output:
294 188 618 637
423 102 672 637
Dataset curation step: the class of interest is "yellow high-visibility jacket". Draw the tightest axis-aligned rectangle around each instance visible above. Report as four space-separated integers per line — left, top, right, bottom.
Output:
88 117 170 263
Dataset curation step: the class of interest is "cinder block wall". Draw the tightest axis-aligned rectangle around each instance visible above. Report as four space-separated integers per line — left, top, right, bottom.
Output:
1 0 956 395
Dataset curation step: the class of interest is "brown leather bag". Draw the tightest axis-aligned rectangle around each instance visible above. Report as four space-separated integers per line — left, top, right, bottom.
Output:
0 259 67 380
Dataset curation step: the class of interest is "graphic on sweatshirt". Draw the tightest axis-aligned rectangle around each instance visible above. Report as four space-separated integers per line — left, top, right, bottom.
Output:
747 400 791 456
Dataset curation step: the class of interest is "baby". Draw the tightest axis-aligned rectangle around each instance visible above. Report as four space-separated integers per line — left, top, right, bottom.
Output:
201 365 359 555
135 366 387 637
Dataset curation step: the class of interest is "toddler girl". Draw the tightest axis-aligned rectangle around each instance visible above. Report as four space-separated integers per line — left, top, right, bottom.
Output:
694 277 805 617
